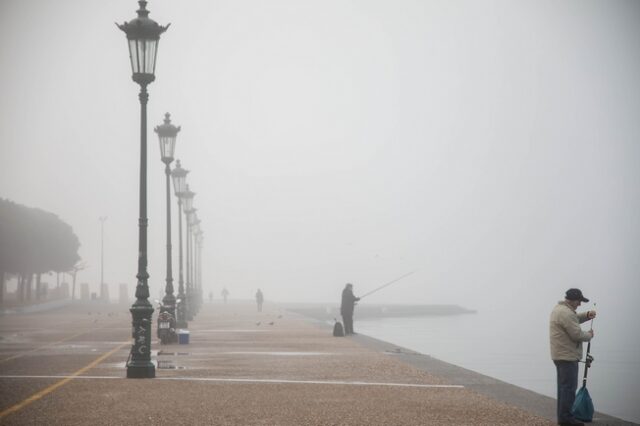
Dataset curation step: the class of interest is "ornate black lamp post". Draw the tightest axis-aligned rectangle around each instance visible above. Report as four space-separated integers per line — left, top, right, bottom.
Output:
99 216 107 300
170 160 189 328
195 228 204 313
199 231 204 306
182 185 195 321
190 217 201 315
154 113 180 321
186 209 198 320
117 0 169 379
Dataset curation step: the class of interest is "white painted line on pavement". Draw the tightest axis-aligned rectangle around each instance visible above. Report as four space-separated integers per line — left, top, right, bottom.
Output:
0 375 464 389
0 341 129 420
0 375 122 380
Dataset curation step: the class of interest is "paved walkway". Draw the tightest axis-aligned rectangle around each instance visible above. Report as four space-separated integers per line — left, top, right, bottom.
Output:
0 301 634 425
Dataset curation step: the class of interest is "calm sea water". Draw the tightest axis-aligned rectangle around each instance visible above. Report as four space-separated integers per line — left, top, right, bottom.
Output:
356 306 640 424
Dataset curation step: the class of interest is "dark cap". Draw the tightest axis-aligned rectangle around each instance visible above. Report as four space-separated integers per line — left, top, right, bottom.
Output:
565 288 589 303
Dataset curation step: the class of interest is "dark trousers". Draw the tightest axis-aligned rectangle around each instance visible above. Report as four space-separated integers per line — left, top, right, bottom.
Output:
342 313 354 335
554 360 579 423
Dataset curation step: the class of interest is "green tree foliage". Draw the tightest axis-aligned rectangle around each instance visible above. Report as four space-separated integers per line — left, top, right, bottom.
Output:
0 199 80 275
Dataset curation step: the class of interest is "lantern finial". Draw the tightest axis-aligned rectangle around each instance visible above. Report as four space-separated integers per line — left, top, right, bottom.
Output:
137 1 150 18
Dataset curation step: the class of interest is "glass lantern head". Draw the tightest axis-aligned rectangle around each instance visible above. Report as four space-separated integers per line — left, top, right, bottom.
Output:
155 112 180 163
171 160 189 195
117 1 170 86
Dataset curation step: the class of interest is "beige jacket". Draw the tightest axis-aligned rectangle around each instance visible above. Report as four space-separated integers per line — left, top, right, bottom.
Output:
549 301 592 361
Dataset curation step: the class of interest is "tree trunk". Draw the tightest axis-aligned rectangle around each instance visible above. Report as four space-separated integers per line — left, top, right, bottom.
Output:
36 273 42 301
71 272 76 300
26 273 33 301
18 274 24 303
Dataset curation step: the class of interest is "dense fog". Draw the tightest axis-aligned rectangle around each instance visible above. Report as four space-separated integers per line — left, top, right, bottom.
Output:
1 0 638 316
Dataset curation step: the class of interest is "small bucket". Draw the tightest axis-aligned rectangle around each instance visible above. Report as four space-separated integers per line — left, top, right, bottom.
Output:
178 330 190 345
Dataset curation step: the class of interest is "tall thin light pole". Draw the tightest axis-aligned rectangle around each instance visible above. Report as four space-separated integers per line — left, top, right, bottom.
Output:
181 186 195 321
118 0 169 379
196 231 203 312
176 195 187 327
99 216 107 300
190 218 201 314
185 209 194 320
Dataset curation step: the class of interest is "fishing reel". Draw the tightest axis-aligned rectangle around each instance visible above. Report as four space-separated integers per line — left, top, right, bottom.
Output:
584 354 594 368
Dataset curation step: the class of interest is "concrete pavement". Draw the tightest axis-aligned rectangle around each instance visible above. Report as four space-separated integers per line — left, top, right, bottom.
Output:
0 301 633 425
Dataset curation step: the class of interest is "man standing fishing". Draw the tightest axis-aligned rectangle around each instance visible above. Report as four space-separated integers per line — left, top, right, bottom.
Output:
341 283 360 335
549 288 596 426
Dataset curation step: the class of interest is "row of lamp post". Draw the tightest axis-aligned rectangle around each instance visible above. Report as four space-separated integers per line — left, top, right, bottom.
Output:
157 118 204 326
170 163 202 326
118 0 204 379
155 113 179 325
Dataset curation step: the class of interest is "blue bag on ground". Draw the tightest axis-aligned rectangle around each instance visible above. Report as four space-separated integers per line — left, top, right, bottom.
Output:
571 385 594 422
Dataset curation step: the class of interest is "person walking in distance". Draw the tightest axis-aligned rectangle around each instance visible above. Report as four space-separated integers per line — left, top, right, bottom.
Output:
341 283 360 335
549 288 596 426
221 287 229 304
255 289 264 312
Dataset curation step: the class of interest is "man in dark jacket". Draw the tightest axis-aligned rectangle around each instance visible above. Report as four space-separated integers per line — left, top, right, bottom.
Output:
341 283 360 335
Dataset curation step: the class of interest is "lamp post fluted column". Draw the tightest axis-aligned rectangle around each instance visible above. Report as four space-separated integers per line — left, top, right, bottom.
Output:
175 196 187 327
196 231 203 313
171 160 189 327
118 0 169 379
190 218 201 315
128 81 155 378
185 208 196 321
180 185 195 321
162 161 175 310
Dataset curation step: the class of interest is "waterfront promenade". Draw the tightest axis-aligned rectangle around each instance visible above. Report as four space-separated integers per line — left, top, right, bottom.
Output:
0 301 633 425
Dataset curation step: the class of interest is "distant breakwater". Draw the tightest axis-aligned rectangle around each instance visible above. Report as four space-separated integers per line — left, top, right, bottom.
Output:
283 303 476 321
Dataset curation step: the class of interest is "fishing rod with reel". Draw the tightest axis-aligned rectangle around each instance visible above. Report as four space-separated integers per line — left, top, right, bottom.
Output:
334 270 417 337
572 303 596 422
358 270 417 300
580 303 596 386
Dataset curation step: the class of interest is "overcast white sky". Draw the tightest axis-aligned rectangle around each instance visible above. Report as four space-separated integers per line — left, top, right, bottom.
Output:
1 0 638 312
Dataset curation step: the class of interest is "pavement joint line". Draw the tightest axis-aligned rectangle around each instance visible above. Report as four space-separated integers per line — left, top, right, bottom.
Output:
0 341 129 420
0 374 464 389
0 322 122 364
158 377 466 388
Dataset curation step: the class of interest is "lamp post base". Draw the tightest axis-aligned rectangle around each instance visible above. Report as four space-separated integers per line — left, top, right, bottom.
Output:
127 302 155 379
126 362 156 378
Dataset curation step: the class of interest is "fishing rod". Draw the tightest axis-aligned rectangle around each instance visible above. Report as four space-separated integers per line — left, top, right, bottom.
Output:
359 270 417 299
572 303 596 423
582 303 596 386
